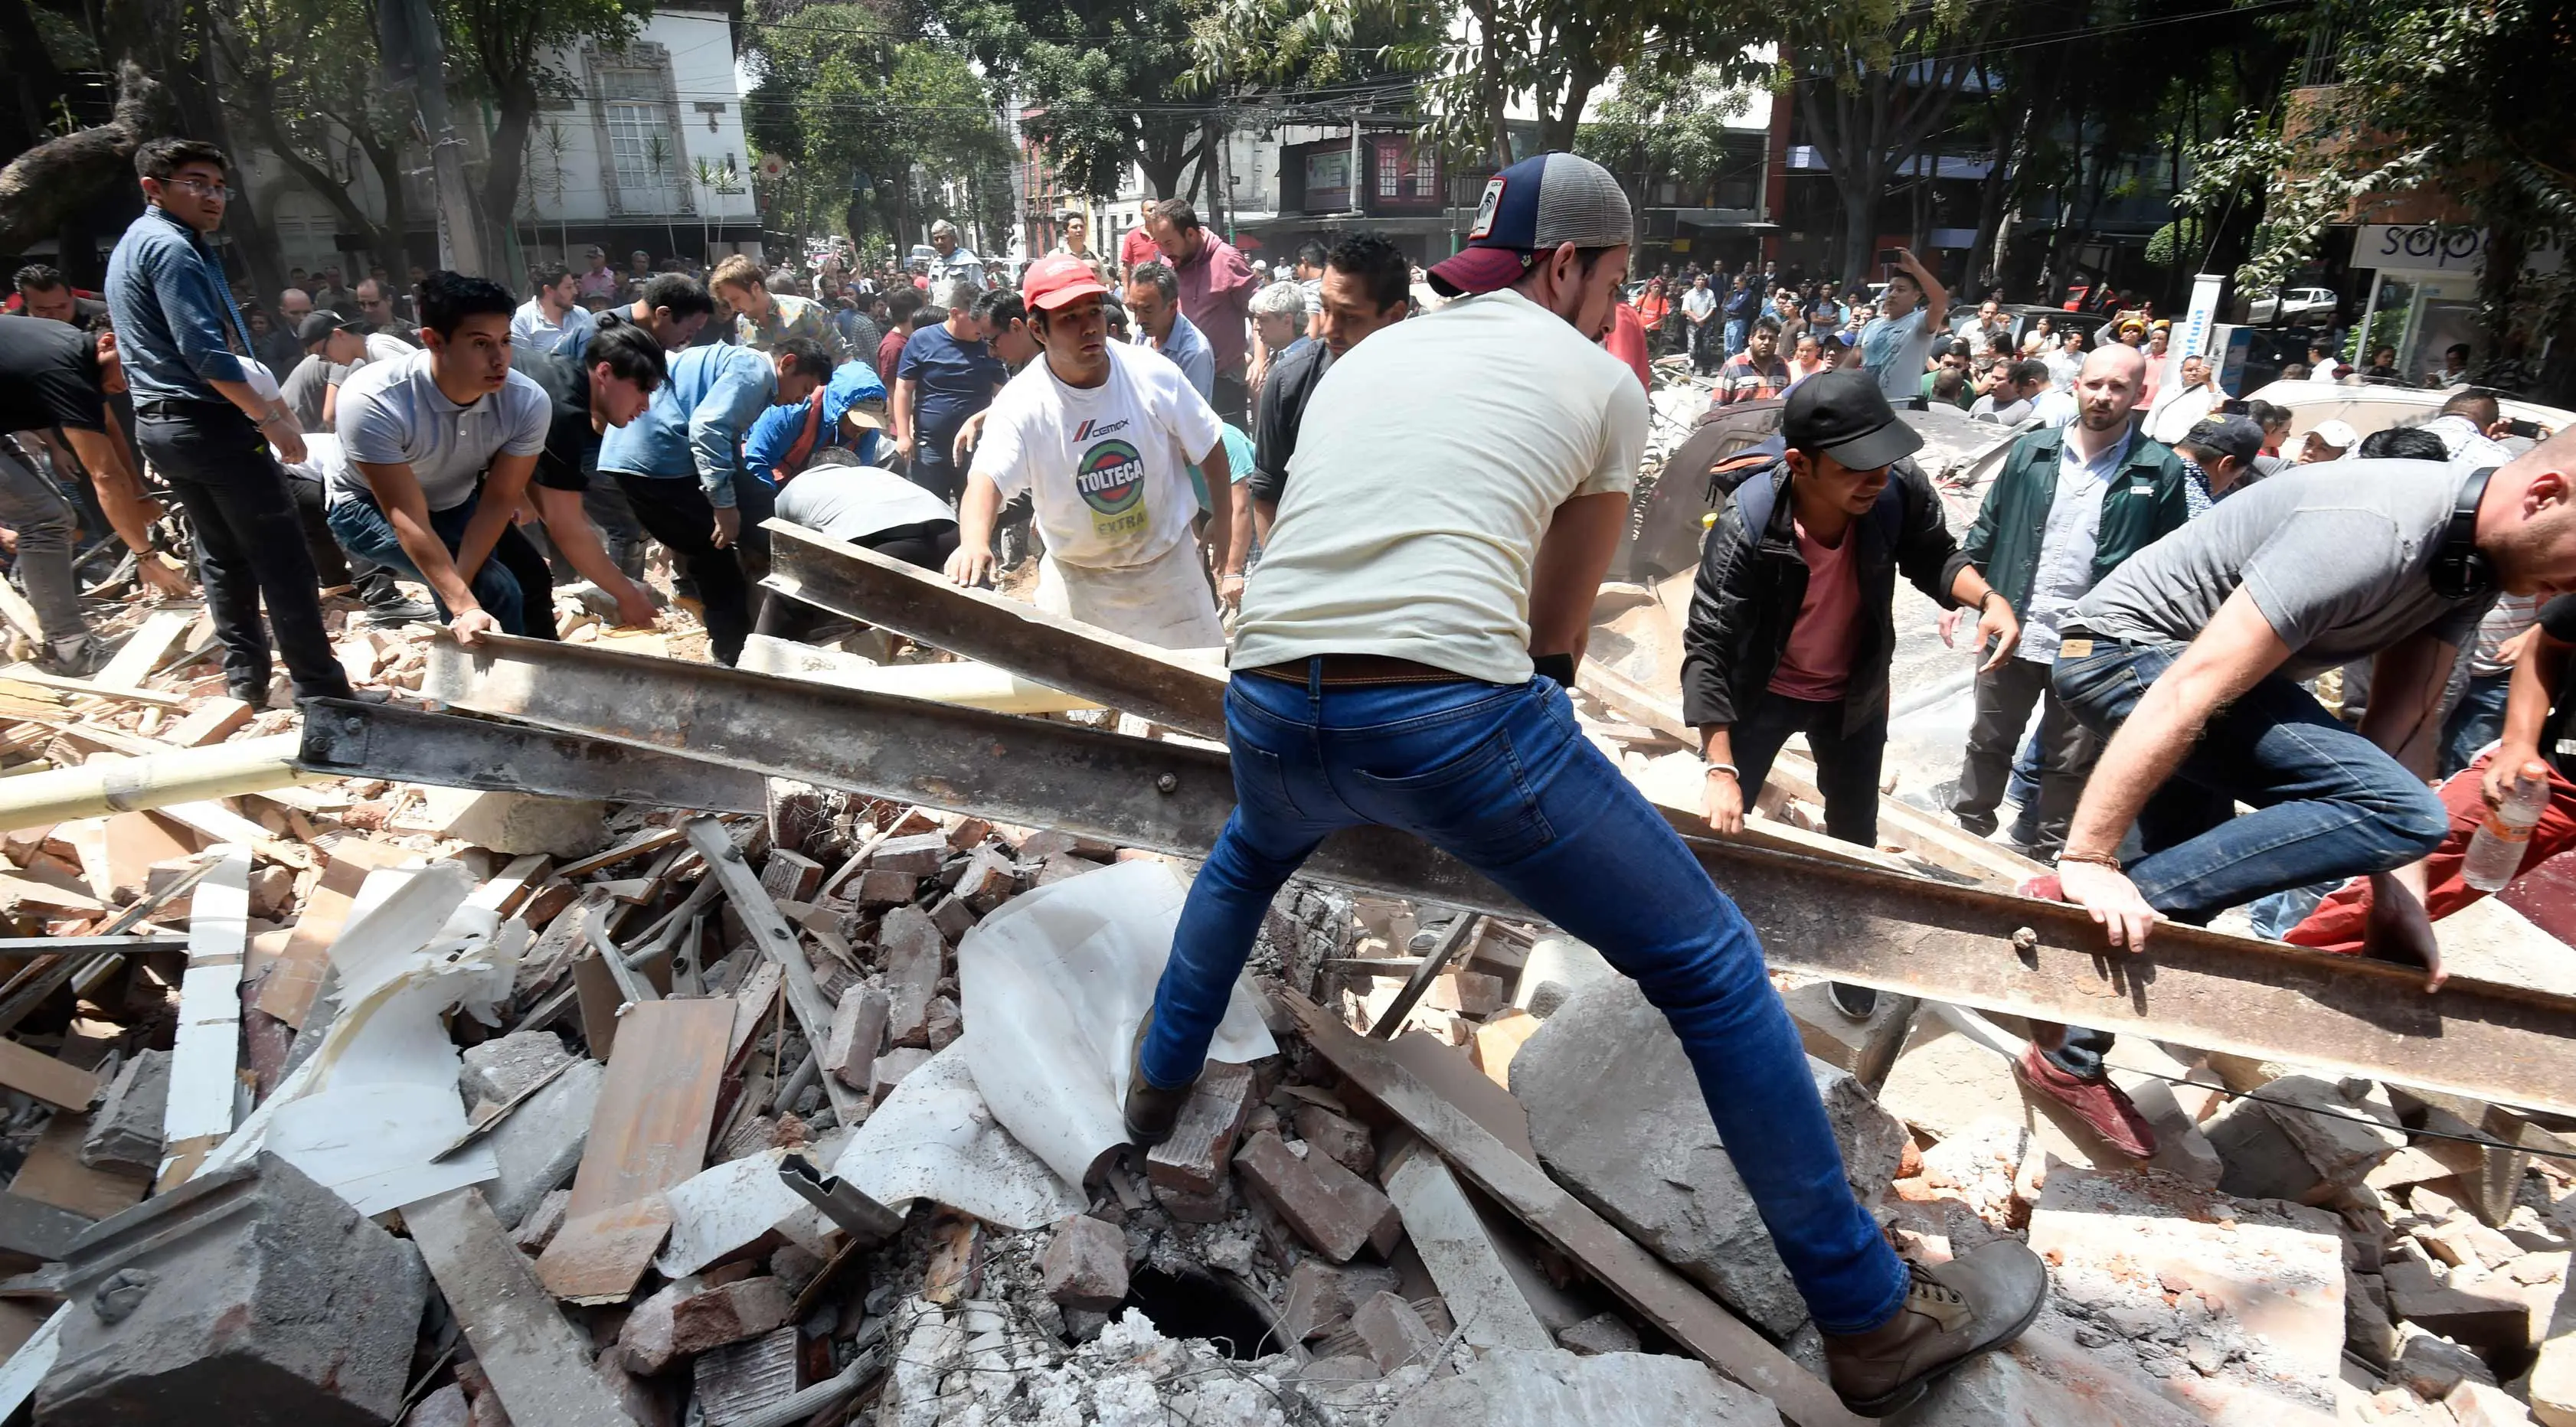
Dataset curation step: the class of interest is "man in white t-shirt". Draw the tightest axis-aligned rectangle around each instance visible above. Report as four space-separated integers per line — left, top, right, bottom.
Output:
322 271 554 642
1123 152 2044 1419
947 254 1233 649
1855 247 1948 403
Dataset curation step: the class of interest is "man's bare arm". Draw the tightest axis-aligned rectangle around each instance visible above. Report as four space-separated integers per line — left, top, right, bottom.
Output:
2358 631 2459 780
2057 589 2293 948
1528 491 1630 665
531 486 656 628
1197 436 1234 580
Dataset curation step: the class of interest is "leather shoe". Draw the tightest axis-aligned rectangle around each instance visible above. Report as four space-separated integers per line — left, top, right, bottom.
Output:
2015 1043 2158 1159
1122 1008 1198 1148
1823 1240 2048 1416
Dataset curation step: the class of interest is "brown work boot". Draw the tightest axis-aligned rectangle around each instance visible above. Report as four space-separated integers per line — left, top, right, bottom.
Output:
2015 1043 2158 1159
1823 1242 2048 1416
1122 1008 1198 1148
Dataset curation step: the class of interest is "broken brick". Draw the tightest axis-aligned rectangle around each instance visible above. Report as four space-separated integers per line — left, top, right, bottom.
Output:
1349 1290 1443 1373
1041 1214 1130 1314
928 894 977 942
824 986 889 1090
871 1048 933 1104
759 850 824 902
618 1275 796 1376
1292 1104 1375 1178
1147 1061 1257 1198
923 995 962 1051
881 906 944 1048
954 848 1016 913
1557 1312 1641 1356
943 817 994 851
1282 1259 1401 1341
850 869 920 907
1423 970 1508 1017
868 831 953 877
1234 1129 1401 1263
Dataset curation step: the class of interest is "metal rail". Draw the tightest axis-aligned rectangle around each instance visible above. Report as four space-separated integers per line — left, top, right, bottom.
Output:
413 632 2576 1115
296 698 767 814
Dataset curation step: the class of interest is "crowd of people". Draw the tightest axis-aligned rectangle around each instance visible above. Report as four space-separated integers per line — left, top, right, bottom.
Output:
8 133 2576 1422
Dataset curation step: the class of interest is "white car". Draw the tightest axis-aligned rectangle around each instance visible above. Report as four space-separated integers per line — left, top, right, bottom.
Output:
2247 286 2338 326
2241 380 2571 449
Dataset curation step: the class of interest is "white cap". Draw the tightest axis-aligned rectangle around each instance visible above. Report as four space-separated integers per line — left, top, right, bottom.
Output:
2311 419 2361 451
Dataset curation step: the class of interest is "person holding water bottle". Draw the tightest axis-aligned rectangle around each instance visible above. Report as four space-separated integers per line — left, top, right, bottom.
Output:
2287 589 2576 954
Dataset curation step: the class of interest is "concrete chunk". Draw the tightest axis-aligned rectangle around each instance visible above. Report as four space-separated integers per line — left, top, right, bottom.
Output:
1234 1129 1399 1263
420 789 607 857
2384 1259 2532 1354
618 1275 796 1376
881 906 944 1048
871 1048 932 1105
1384 1150 1551 1351
868 832 952 877
1040 1214 1129 1314
2252 1074 2406 1186
38 1152 428 1425
482 1057 604 1229
1146 1061 1255 1198
2449 1379 2538 1427
851 869 920 907
458 1030 574 1107
1557 1313 1640 1356
1381 1347 1782 1426
78 1050 167 1174
1509 977 1904 1337
2392 1321 2496 1398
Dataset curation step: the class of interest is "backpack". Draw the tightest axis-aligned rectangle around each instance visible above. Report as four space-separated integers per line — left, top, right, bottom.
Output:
1729 452 1908 553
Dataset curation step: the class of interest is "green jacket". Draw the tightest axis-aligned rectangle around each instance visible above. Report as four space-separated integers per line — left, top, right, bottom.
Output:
1963 423 2191 618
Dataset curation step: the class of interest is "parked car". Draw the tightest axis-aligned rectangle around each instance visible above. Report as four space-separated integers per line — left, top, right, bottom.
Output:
2238 380 2571 448
2247 286 2339 326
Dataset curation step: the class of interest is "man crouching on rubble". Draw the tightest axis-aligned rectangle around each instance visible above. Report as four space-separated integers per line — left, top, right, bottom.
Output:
1120 152 2046 1419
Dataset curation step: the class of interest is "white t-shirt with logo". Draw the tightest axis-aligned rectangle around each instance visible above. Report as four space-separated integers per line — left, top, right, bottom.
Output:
969 341 1221 570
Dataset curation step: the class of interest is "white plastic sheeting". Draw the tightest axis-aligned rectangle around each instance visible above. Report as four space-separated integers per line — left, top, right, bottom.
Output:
829 1046 1084 1231
956 860 1277 1192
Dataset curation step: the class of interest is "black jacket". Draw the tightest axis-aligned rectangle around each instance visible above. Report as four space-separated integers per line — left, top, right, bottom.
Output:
1249 340 1332 505
1680 456 1975 737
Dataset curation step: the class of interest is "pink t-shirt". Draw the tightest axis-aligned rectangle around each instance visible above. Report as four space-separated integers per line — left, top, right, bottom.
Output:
1767 517 1862 702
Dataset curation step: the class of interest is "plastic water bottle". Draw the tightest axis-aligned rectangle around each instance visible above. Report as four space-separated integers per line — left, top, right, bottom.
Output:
2463 760 2551 892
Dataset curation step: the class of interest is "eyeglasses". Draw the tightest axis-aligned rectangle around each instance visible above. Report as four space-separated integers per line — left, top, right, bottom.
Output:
162 177 234 200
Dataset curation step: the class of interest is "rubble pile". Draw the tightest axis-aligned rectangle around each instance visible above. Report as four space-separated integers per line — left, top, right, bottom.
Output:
0 583 2565 1427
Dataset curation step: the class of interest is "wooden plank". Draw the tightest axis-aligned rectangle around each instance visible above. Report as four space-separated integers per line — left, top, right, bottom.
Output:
0 873 101 915
8 1114 145 1220
553 827 683 880
92 609 196 690
158 846 250 1190
1381 1146 1554 1350
1283 989 1868 1427
465 854 554 918
251 838 401 1027
404 1188 637 1427
162 697 256 749
0 1194 91 1261
681 817 865 1127
0 667 192 709
0 1040 97 1112
534 998 734 1303
155 800 313 870
0 586 51 650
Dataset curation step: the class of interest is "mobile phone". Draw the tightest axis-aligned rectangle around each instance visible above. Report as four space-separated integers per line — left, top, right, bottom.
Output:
2506 418 2545 439
1876 248 1904 268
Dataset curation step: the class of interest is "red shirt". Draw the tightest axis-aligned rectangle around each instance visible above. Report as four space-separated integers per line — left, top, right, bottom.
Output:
1604 302 1652 392
1168 232 1258 379
1767 517 1862 702
1120 227 1160 274
877 327 908 381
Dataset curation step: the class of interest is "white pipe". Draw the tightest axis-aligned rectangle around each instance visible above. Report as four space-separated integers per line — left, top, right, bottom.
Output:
0 733 327 832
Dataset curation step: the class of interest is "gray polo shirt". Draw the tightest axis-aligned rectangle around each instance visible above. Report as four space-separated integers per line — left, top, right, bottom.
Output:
2067 459 2497 681
328 348 550 511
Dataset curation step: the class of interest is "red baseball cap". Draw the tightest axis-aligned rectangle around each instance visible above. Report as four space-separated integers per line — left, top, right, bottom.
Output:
1022 255 1109 312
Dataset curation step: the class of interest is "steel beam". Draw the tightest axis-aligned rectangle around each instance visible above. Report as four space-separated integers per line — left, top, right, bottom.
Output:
420 632 2576 1115
762 521 1228 739
295 699 766 814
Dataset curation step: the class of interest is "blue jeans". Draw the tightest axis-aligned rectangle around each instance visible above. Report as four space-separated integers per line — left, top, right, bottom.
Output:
2051 643 2449 922
324 487 556 639
1144 667 1909 1336
1724 317 1750 355
2440 671 2510 779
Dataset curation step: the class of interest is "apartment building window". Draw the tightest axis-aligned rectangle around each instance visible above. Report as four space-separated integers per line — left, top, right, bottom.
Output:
585 43 693 217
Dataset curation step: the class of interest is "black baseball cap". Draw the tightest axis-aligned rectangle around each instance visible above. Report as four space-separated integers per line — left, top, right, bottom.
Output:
298 311 355 348
1783 370 1922 471
2180 414 2264 465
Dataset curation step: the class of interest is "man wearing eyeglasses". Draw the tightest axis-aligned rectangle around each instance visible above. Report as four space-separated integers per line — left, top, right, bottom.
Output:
106 137 357 707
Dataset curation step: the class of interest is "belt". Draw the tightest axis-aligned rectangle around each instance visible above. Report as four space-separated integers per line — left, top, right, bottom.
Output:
1241 655 1470 686
132 397 236 420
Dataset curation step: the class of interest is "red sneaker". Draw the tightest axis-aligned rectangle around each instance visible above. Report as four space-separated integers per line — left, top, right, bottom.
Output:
2015 1044 2158 1160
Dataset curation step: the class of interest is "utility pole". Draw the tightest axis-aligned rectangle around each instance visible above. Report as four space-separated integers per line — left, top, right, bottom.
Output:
377 0 487 276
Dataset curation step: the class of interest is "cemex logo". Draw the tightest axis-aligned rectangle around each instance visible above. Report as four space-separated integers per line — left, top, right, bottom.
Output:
1074 417 1130 442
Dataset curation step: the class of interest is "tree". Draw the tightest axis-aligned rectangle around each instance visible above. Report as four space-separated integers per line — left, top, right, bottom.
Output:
0 60 169 256
438 0 642 273
1575 65 1753 248
1789 0 2000 289
208 0 417 282
2184 0 2576 398
744 10 1012 252
948 0 1211 199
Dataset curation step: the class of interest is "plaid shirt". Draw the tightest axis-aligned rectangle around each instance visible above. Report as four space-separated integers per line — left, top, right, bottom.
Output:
734 292 848 361
1712 352 1790 406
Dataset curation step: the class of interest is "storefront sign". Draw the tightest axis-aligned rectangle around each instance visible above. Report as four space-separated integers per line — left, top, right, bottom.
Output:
2358 224 2565 276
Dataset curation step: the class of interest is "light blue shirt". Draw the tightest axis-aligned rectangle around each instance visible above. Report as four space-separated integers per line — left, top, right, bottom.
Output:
105 205 257 402
597 343 776 508
2022 427 2133 661
1138 312 1215 403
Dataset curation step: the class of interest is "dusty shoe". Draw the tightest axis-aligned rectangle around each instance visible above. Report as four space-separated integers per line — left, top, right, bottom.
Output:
39 635 103 678
1123 1008 1198 1148
1826 982 1878 1022
1823 1243 2048 1416
2015 1043 2158 1158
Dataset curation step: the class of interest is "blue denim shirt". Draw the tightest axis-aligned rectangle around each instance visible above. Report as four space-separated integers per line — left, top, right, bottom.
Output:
104 205 257 403
596 342 776 508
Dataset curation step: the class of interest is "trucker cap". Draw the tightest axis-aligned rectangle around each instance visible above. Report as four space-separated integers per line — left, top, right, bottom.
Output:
1781 370 1924 472
1427 152 1635 299
1020 253 1110 312
297 311 355 348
